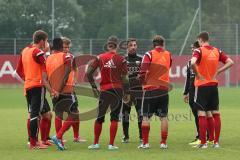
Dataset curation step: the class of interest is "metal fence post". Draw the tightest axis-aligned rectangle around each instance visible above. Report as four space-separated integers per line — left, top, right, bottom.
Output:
90 39 93 55
14 38 16 55
225 70 230 87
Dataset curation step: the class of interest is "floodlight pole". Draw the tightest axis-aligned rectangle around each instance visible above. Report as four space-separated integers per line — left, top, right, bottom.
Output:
52 0 55 40
179 8 199 55
199 0 201 32
126 0 129 39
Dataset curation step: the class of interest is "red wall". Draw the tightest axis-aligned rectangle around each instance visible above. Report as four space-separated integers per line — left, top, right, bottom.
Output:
0 55 20 83
0 55 239 86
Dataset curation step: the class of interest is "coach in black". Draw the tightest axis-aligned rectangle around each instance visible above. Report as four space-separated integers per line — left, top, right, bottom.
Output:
121 38 143 143
183 41 200 145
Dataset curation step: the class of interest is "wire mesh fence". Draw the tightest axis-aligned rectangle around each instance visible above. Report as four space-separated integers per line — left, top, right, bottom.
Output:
0 23 239 56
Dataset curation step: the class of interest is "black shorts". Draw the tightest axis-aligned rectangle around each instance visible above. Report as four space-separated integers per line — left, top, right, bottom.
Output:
189 88 197 110
194 85 219 111
124 88 142 107
26 87 50 115
52 92 79 115
141 89 169 118
96 88 123 123
121 89 142 121
41 98 51 114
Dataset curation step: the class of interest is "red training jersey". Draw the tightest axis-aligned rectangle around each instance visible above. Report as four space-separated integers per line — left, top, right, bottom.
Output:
90 51 127 91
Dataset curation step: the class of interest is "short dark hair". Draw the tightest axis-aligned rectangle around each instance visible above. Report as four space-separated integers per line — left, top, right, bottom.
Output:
192 41 200 48
153 35 165 47
33 30 48 44
197 31 209 42
127 38 137 45
52 38 63 51
107 36 119 49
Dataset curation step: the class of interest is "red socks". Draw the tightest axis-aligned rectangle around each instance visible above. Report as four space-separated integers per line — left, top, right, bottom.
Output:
93 121 119 145
40 117 49 142
142 125 150 145
55 116 62 134
94 121 102 144
213 113 221 143
199 114 221 144
199 116 207 144
56 116 73 139
109 121 118 145
72 120 80 139
46 118 51 139
161 131 168 144
56 116 80 139
207 117 215 141
30 137 37 146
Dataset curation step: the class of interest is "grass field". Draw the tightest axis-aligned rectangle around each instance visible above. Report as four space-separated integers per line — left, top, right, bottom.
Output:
0 87 240 160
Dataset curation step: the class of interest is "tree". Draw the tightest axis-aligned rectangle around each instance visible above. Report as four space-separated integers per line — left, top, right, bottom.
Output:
0 0 84 38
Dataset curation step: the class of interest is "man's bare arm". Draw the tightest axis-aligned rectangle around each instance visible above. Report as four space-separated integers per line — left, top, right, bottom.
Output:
217 58 234 75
